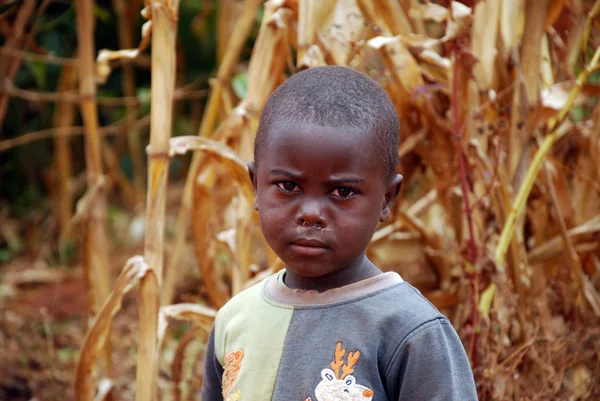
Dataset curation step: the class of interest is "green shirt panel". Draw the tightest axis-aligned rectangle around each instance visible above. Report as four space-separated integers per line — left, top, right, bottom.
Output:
214 280 294 401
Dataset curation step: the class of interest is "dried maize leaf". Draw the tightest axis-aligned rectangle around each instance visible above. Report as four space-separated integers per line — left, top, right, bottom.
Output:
572 112 600 223
298 44 327 70
520 0 550 107
440 2 472 42
546 0 568 27
170 326 206 401
540 81 600 110
192 179 231 309
368 36 424 106
368 232 438 290
499 0 524 60
169 136 253 202
355 0 393 36
408 2 448 23
217 6 291 161
413 49 450 83
317 0 366 66
540 34 553 89
241 7 292 158
471 0 501 90
74 256 150 401
528 215 600 264
297 0 336 61
216 0 247 64
361 0 413 36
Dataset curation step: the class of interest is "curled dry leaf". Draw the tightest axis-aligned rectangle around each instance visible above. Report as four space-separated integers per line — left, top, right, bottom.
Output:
157 303 217 353
168 136 254 202
70 175 106 228
74 256 150 401
96 0 182 82
97 20 152 82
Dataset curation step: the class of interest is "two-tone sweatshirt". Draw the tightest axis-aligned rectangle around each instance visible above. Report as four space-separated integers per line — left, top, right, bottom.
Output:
201 270 478 400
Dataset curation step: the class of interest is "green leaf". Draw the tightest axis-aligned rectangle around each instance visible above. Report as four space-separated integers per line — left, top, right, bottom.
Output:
23 61 46 89
94 5 112 24
232 72 248 100
478 283 496 319
0 249 12 263
464 261 476 274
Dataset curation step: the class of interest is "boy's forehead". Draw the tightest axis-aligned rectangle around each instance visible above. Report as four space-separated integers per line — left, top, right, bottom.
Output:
259 122 385 176
263 120 374 151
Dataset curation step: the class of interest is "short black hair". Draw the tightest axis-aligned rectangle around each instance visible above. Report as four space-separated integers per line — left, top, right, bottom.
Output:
254 66 400 180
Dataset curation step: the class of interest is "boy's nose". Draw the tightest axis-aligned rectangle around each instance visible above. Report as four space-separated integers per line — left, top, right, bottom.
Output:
295 200 327 229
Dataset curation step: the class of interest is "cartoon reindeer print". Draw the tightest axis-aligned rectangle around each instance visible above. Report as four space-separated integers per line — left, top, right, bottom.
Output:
304 342 374 401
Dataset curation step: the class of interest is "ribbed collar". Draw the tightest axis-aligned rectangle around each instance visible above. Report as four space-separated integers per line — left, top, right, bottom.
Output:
263 269 403 307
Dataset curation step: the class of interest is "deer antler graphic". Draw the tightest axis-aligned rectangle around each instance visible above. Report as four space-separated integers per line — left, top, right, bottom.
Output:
328 342 361 380
340 350 360 379
330 342 346 379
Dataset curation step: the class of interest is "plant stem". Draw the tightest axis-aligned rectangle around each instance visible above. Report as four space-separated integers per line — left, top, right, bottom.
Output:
113 0 145 205
76 0 113 382
162 0 262 305
495 45 600 268
137 1 178 400
452 44 479 368
0 0 36 129
53 64 78 249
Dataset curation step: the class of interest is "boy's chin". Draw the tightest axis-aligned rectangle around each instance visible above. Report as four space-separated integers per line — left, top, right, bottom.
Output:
283 262 339 279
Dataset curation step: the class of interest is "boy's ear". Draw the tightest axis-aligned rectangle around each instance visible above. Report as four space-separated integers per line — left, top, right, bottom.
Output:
247 161 259 210
380 174 403 222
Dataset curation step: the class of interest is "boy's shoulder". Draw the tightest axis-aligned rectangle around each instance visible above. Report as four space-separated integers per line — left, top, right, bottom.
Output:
351 278 449 339
215 277 269 322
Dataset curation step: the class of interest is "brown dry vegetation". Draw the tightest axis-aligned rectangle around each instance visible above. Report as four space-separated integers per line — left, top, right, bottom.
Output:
1 0 600 400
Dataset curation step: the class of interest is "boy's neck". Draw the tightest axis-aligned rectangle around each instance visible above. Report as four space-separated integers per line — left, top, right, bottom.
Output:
283 255 382 293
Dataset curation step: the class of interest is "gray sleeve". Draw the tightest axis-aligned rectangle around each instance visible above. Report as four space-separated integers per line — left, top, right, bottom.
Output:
201 326 224 401
385 318 478 400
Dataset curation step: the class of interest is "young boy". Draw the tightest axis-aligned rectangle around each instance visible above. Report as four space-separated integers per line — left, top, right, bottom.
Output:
201 66 478 400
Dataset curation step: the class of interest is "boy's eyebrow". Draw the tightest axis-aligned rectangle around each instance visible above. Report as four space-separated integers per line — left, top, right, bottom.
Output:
326 176 365 185
268 168 302 178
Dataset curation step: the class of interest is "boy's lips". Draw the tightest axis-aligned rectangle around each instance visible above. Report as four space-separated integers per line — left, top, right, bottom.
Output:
289 238 329 257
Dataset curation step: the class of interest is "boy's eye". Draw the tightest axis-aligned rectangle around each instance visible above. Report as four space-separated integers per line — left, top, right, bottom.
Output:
331 187 355 198
277 181 299 192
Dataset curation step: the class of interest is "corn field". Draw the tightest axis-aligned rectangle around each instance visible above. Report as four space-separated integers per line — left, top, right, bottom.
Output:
0 0 599 400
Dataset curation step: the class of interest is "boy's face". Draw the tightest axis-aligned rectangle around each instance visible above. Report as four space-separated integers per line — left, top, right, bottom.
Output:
249 121 402 280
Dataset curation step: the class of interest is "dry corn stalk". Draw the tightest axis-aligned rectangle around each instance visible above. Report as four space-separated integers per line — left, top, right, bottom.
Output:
112 0 145 204
75 0 113 384
136 1 180 401
53 64 78 246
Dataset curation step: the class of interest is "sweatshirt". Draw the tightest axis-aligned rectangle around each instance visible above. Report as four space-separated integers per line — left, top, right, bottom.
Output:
201 270 478 401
